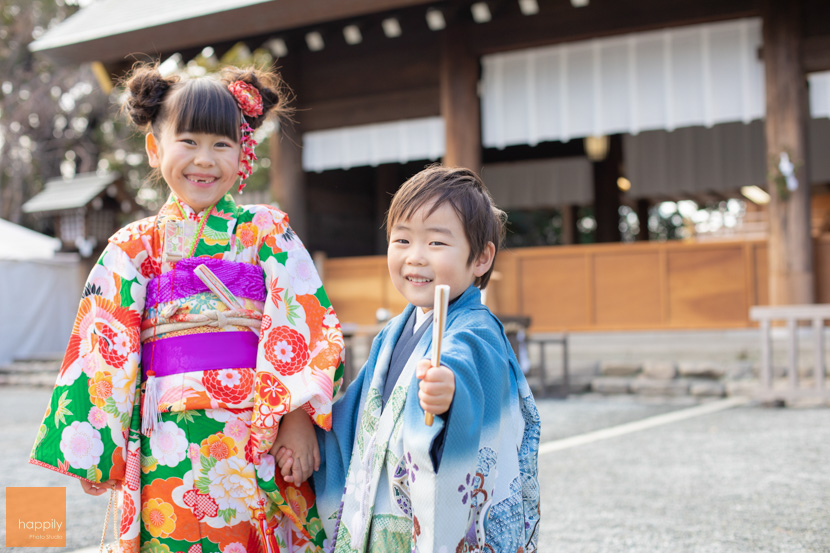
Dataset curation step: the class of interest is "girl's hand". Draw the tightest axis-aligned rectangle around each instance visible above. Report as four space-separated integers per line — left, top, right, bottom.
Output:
269 408 319 484
416 358 455 416
80 479 121 496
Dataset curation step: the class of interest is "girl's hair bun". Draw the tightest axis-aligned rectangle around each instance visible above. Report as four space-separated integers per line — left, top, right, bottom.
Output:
123 63 180 128
221 67 291 130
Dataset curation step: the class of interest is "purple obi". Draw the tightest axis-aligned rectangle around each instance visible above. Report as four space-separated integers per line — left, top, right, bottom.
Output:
142 332 258 376
143 258 265 377
145 258 266 307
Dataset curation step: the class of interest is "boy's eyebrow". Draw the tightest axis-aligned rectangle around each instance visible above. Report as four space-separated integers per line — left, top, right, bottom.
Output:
425 226 454 236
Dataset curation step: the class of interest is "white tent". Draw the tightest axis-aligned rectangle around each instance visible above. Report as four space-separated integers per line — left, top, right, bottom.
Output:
0 219 82 366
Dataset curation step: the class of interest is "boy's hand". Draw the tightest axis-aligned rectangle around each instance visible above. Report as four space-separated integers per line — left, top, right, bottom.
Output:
269 408 319 484
80 478 120 496
416 358 455 416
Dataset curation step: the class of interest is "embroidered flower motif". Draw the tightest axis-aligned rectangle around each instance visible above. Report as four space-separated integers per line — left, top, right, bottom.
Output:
208 457 257 515
216 369 241 388
255 453 275 481
223 543 247 553
88 371 114 408
140 537 170 553
188 544 202 553
223 418 248 442
285 249 323 296
264 326 309 376
188 443 200 462
59 421 104 469
88 406 107 429
199 433 237 460
182 488 219 521
149 421 188 467
405 452 419 483
228 81 263 118
286 486 308 525
203 368 254 405
141 498 177 538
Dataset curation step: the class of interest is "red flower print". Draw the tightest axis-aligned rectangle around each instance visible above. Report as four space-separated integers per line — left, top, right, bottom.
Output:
255 373 290 407
263 326 309 376
183 488 219 521
120 492 136 536
203 368 254 404
259 315 272 344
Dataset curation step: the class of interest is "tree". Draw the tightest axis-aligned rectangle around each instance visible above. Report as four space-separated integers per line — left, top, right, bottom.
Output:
0 0 143 225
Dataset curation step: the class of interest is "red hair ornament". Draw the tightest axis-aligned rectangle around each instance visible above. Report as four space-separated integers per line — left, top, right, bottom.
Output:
228 81 263 192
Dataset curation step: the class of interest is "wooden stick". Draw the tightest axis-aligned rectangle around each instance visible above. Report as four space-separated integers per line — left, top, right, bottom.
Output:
425 285 450 426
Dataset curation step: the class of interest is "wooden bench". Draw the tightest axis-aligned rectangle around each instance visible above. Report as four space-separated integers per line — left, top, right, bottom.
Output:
748 304 830 402
498 315 569 398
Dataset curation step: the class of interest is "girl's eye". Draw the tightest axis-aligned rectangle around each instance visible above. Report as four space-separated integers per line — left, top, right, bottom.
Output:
216 141 232 148
180 138 196 145
430 241 447 246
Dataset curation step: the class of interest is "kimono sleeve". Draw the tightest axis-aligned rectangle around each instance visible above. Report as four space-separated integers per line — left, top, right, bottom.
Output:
30 242 147 484
250 208 345 459
403 318 537 551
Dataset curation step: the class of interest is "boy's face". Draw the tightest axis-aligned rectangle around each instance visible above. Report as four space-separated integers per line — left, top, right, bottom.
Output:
388 200 494 312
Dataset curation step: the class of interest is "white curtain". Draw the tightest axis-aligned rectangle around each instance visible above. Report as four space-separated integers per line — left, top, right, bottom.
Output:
302 116 444 172
481 18 766 148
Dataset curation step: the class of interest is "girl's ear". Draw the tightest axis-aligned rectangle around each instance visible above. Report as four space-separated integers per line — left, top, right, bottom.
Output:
145 133 160 168
473 241 496 278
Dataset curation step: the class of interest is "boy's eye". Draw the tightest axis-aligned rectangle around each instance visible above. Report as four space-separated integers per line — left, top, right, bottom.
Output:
430 241 447 246
393 238 409 245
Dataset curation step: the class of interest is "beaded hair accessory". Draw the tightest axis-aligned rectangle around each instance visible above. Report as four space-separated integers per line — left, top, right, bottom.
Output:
228 81 263 193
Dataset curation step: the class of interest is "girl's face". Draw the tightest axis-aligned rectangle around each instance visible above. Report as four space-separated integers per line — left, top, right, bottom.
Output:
146 126 241 212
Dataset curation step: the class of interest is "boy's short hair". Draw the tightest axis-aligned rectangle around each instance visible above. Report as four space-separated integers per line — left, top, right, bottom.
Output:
385 165 507 289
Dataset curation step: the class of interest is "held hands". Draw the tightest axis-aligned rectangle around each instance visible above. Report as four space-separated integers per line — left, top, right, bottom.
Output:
80 479 121 496
416 358 455 416
269 408 320 485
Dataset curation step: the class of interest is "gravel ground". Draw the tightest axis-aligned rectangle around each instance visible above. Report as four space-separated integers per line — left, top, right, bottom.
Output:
2 387 828 552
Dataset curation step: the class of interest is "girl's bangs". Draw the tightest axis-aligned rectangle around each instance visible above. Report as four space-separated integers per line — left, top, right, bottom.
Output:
169 80 240 140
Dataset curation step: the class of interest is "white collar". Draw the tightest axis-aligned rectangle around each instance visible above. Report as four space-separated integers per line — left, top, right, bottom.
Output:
414 307 432 333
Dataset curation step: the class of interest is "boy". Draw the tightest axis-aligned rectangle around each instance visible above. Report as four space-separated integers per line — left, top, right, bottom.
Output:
287 166 540 552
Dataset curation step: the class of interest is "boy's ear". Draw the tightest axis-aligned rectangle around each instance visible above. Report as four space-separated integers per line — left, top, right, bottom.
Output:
145 133 160 168
473 241 496 278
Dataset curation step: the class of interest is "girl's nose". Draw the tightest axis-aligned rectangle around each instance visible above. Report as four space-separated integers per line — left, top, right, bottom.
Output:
194 148 214 167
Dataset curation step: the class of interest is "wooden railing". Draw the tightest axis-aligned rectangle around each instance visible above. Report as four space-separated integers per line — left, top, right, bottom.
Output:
749 304 830 403
321 235 830 332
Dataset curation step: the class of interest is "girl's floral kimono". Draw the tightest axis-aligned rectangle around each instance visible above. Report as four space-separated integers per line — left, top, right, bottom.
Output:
313 285 540 553
30 194 344 553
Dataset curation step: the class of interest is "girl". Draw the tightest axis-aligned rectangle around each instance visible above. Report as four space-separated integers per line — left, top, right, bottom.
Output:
30 63 343 553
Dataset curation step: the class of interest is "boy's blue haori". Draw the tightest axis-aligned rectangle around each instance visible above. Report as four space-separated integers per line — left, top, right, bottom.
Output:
314 285 541 552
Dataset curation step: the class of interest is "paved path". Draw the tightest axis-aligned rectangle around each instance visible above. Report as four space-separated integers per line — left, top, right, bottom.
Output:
2 388 828 552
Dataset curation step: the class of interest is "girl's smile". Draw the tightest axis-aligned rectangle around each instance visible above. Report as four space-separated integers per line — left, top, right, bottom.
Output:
146 128 242 212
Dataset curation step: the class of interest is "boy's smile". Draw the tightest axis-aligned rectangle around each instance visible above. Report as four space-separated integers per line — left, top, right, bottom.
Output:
146 127 241 212
387 200 494 311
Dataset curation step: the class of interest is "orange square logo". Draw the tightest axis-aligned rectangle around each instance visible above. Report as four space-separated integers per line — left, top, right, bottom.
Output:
6 487 66 547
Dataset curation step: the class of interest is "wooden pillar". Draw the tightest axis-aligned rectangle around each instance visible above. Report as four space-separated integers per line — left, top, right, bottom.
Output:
636 198 651 241
440 29 481 171
763 0 814 305
592 134 623 243
270 58 307 240
375 164 399 254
